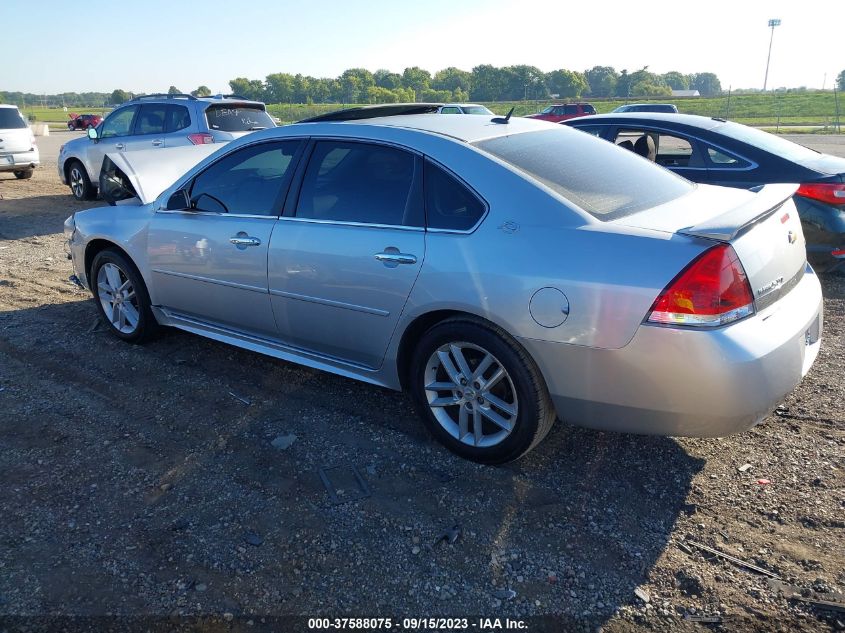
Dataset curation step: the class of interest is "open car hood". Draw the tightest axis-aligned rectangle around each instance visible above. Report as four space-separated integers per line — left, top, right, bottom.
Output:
101 145 220 205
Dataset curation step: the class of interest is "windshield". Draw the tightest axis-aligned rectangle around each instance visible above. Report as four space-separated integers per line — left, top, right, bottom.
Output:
540 106 554 114
0 108 27 129
474 128 693 220
716 121 820 162
204 104 275 132
462 105 493 115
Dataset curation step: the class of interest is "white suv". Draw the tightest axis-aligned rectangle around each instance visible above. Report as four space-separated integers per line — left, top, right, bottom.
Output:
0 105 40 179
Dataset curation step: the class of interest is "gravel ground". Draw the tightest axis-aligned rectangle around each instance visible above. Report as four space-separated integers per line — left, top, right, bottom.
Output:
0 153 843 632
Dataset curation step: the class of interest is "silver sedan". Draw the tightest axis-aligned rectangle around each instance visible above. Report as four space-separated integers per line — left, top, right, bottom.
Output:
64 107 823 463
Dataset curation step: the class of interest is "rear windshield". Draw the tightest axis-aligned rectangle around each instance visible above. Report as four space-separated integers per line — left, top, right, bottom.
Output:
715 121 821 163
204 104 275 132
474 128 693 220
0 108 27 129
462 106 492 115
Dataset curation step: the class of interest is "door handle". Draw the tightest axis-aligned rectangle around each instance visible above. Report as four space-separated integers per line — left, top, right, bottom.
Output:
375 251 417 265
230 236 262 247
115 143 126 150
152 139 164 147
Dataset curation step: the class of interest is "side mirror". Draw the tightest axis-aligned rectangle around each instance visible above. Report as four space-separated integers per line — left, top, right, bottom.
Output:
87 127 98 140
166 189 192 211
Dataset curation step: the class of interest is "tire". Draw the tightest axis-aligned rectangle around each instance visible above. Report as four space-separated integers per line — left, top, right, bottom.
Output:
13 170 33 179
67 160 93 201
90 249 158 344
67 123 75 131
409 317 556 464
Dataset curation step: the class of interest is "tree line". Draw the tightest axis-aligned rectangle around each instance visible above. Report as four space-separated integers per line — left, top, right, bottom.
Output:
4 67 845 109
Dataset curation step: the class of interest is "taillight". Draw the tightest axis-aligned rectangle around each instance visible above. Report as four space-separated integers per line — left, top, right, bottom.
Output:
796 182 845 206
187 133 214 145
647 244 754 327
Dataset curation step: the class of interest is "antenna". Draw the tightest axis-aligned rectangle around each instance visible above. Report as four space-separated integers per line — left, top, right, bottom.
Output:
491 107 515 124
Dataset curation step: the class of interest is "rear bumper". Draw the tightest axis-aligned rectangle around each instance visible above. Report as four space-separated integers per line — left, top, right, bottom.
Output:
520 265 823 437
0 149 39 172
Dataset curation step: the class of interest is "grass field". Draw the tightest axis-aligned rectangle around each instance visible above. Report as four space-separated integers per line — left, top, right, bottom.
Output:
20 91 844 132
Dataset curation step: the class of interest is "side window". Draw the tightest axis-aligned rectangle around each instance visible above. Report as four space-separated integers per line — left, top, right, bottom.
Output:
135 104 167 135
189 141 301 215
706 146 749 168
583 105 597 114
424 160 485 231
166 105 191 133
564 105 579 115
654 134 701 167
572 125 604 137
100 107 137 138
440 107 461 114
296 141 421 227
552 107 567 116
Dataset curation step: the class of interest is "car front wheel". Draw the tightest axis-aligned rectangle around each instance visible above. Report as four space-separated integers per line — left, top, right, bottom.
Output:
90 249 157 343
68 160 93 201
409 317 556 464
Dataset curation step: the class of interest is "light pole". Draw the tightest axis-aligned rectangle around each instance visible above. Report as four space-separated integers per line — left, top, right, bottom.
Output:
763 18 781 91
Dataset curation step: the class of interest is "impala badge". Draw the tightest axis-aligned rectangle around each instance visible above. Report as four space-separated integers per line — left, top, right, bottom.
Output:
757 276 784 297
787 231 797 244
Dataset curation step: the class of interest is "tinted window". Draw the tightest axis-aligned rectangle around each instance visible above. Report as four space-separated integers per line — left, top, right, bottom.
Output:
474 128 693 220
135 104 167 135
715 121 820 163
461 105 492 115
583 105 597 114
440 107 461 114
425 161 485 231
204 104 275 132
0 108 27 129
101 106 137 138
166 105 191 132
707 146 748 167
564 105 579 115
296 141 420 226
189 141 301 215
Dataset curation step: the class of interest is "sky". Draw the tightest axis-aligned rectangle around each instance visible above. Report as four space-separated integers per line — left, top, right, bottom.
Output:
1 0 842 95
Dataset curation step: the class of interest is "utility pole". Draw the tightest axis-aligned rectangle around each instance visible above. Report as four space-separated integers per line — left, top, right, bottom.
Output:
763 18 781 91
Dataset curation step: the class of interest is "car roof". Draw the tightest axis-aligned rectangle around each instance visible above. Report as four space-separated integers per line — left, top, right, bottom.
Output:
567 112 726 130
0 104 20 109
294 112 559 143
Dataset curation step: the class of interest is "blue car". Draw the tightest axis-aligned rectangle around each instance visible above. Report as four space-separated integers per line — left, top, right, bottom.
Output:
565 113 845 272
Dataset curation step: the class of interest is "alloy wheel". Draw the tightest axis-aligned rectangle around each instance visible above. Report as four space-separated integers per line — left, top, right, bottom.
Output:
423 342 519 448
96 263 140 334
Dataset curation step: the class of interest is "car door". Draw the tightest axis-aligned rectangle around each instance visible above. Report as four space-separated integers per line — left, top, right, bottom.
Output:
124 103 168 152
146 139 304 337
163 104 192 148
85 105 138 181
268 139 425 369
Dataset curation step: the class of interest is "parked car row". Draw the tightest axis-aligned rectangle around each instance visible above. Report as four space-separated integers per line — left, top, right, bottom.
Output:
64 104 824 463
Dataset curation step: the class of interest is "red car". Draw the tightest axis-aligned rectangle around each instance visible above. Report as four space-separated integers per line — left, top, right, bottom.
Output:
67 113 103 130
526 103 596 123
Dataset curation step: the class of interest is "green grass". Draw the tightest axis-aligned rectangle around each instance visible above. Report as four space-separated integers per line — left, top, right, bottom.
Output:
19 92 845 132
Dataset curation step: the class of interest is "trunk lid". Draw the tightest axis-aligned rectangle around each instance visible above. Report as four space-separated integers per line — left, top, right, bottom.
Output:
614 183 808 312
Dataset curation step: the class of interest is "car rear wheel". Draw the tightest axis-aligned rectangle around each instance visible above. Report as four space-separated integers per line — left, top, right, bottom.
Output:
68 160 93 201
13 170 33 180
409 317 556 464
90 249 158 343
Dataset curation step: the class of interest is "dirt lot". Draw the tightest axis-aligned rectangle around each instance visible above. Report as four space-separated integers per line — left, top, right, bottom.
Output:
0 139 843 632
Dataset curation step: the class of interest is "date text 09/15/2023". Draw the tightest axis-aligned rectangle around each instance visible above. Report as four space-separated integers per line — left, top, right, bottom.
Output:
307 617 528 630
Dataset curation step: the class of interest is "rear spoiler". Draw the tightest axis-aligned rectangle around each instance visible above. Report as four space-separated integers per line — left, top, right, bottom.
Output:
678 183 798 242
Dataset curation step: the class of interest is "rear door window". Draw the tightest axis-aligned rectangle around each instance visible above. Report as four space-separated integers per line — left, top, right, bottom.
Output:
205 104 275 132
134 104 167 135
564 105 579 115
474 128 693 220
166 105 191 132
295 141 422 227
